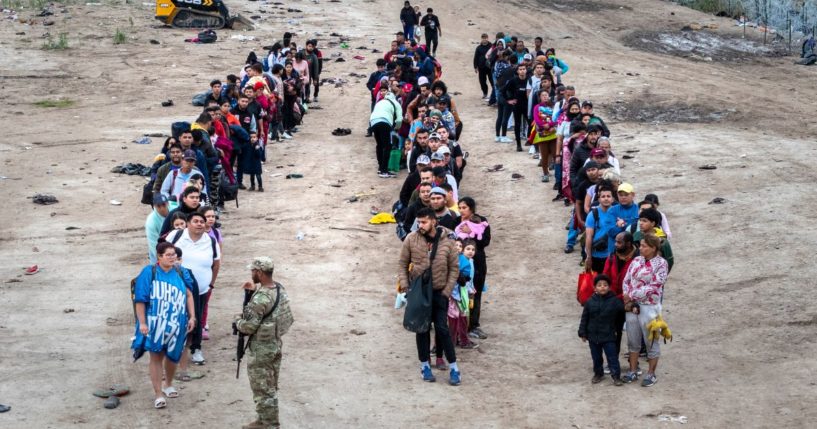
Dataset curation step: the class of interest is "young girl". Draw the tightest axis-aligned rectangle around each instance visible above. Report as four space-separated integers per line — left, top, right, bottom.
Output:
449 239 478 349
244 132 264 192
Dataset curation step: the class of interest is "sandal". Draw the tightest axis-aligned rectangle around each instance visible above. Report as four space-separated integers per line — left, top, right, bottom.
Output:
92 384 130 398
154 397 166 409
174 372 191 382
162 386 179 398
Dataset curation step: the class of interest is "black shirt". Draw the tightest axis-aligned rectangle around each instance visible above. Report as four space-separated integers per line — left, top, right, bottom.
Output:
420 14 440 36
504 76 530 105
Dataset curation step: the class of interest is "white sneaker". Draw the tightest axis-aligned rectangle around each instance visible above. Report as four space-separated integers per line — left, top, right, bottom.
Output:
191 349 205 364
282 132 293 140
500 136 512 143
494 136 501 142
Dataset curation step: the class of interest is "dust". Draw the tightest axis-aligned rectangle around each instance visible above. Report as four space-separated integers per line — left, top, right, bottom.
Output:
604 95 735 124
623 30 788 62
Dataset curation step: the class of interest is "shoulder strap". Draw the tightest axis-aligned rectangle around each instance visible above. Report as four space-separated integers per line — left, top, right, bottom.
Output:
210 234 217 260
254 284 282 330
170 229 182 245
429 227 442 262
387 99 398 126
592 208 600 225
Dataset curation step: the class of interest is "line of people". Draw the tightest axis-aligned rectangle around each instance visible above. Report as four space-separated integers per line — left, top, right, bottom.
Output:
474 33 677 388
369 9 493 387
137 33 319 416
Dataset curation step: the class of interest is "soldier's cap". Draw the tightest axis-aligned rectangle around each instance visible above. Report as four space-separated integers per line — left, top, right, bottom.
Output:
247 257 275 273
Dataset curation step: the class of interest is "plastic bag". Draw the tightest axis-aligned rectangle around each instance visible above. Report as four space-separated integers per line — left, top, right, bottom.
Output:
576 272 595 305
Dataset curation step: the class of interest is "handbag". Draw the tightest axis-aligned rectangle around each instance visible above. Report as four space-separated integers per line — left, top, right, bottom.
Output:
576 271 595 305
402 228 441 333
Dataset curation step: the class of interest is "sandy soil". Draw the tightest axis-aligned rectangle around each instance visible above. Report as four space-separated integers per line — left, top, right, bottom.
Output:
1 0 816 427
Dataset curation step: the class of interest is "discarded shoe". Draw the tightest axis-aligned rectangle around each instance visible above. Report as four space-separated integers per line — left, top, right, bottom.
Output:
31 193 59 205
161 100 174 107
103 396 120 409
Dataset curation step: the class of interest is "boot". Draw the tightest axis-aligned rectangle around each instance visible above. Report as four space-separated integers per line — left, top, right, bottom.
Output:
257 187 264 192
242 420 274 429
248 185 256 192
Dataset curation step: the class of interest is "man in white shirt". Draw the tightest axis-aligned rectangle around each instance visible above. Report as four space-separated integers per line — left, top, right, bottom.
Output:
166 212 221 368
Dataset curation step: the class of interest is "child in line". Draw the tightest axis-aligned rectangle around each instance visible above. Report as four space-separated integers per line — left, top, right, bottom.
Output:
245 132 264 192
578 274 625 386
449 239 478 349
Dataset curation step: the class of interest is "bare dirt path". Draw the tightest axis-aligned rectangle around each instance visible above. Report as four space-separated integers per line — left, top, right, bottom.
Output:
1 0 815 428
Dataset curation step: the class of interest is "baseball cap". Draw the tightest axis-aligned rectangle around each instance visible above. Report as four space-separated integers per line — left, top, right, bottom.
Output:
430 152 445 161
582 100 594 108
590 148 606 157
183 149 197 160
584 160 600 169
429 109 443 119
417 76 430 86
523 53 533 60
430 187 446 196
402 83 413 93
428 132 441 140
618 183 635 194
253 81 265 90
416 154 431 165
153 194 169 206
247 256 275 273
436 146 451 155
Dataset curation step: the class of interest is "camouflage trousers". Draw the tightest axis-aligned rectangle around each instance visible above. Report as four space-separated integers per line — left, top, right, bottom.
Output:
247 343 282 428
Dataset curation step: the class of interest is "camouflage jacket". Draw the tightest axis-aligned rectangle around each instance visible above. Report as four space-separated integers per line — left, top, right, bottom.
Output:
235 282 294 343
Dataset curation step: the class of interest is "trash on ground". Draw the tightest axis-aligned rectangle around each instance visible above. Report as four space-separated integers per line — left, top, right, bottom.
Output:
31 194 58 205
369 212 396 224
485 164 504 172
349 329 366 335
111 163 151 176
709 197 726 204
332 128 352 136
160 100 174 107
103 396 120 409
132 137 152 144
699 164 717 170
92 384 130 398
511 173 525 180
657 414 688 424
110 200 123 206
286 173 304 179
24 265 39 275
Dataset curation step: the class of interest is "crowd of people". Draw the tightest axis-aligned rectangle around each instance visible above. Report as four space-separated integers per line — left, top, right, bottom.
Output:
471 32 676 387
136 31 317 427
366 4 492 387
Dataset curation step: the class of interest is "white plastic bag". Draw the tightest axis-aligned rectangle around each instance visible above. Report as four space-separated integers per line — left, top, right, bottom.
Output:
394 292 407 309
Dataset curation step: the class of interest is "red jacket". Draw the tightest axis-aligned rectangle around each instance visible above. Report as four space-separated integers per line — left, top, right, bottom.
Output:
603 251 635 300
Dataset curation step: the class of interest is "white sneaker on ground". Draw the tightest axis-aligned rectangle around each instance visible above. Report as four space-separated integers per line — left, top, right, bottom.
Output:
191 349 205 364
282 132 293 140
495 136 501 142
500 136 512 143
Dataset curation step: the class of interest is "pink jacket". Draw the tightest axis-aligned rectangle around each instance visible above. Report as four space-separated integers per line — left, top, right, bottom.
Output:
622 256 668 305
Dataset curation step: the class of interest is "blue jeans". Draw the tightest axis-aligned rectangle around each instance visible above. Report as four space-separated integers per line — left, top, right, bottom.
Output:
589 341 620 378
554 162 563 190
404 24 415 40
566 210 578 247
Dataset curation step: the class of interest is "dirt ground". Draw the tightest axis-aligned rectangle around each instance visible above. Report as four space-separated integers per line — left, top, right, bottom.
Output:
1 0 816 427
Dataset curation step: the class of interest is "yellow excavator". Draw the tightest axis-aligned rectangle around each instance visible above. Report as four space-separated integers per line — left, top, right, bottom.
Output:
155 0 253 29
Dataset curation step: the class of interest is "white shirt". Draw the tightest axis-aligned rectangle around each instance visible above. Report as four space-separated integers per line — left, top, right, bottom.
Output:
167 229 220 295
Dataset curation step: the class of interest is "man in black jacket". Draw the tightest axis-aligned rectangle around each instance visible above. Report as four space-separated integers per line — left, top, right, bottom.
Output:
400 1 419 41
503 63 530 152
473 33 493 100
578 274 625 385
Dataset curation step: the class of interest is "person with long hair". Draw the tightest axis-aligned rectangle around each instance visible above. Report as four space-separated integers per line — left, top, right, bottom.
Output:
454 197 491 340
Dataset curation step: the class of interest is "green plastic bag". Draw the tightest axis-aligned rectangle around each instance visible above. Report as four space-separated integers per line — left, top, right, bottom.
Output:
388 149 402 173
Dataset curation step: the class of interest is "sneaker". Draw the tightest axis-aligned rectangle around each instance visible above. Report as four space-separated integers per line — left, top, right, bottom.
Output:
386 172 397 178
449 369 461 386
435 358 447 370
468 330 481 339
641 373 657 387
516 145 523 152
377 171 391 178
313 97 319 103
500 136 512 143
542 174 550 183
257 187 264 192
238 184 247 190
591 375 604 384
636 366 644 376
248 185 255 192
191 349 205 365
421 366 436 382
603 365 611 375
282 132 293 140
621 371 638 384
564 245 574 254
494 136 501 142
552 193 564 202
472 327 488 339
461 341 479 349
612 377 624 386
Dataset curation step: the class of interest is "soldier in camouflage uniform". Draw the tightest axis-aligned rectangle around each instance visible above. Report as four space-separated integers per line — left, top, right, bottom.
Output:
234 257 294 429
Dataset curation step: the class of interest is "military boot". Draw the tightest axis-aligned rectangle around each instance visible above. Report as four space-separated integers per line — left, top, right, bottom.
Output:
242 420 267 429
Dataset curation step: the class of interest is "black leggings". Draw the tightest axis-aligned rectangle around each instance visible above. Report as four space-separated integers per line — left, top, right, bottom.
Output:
372 122 392 173
416 290 456 364
513 107 527 146
477 66 492 97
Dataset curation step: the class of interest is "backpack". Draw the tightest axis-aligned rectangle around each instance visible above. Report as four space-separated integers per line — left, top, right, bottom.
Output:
432 58 443 80
198 29 217 44
171 121 191 139
169 229 218 261
393 201 408 241
218 167 239 207
590 208 607 252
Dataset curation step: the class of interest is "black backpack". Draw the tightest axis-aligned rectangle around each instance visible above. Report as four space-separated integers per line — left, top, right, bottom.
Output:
171 121 191 140
198 29 217 44
219 167 239 207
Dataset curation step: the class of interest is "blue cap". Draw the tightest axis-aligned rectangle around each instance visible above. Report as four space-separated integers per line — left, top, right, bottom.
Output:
430 187 446 196
153 193 169 206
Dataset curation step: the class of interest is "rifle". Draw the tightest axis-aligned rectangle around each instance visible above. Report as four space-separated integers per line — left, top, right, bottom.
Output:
233 284 281 379
233 323 251 379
